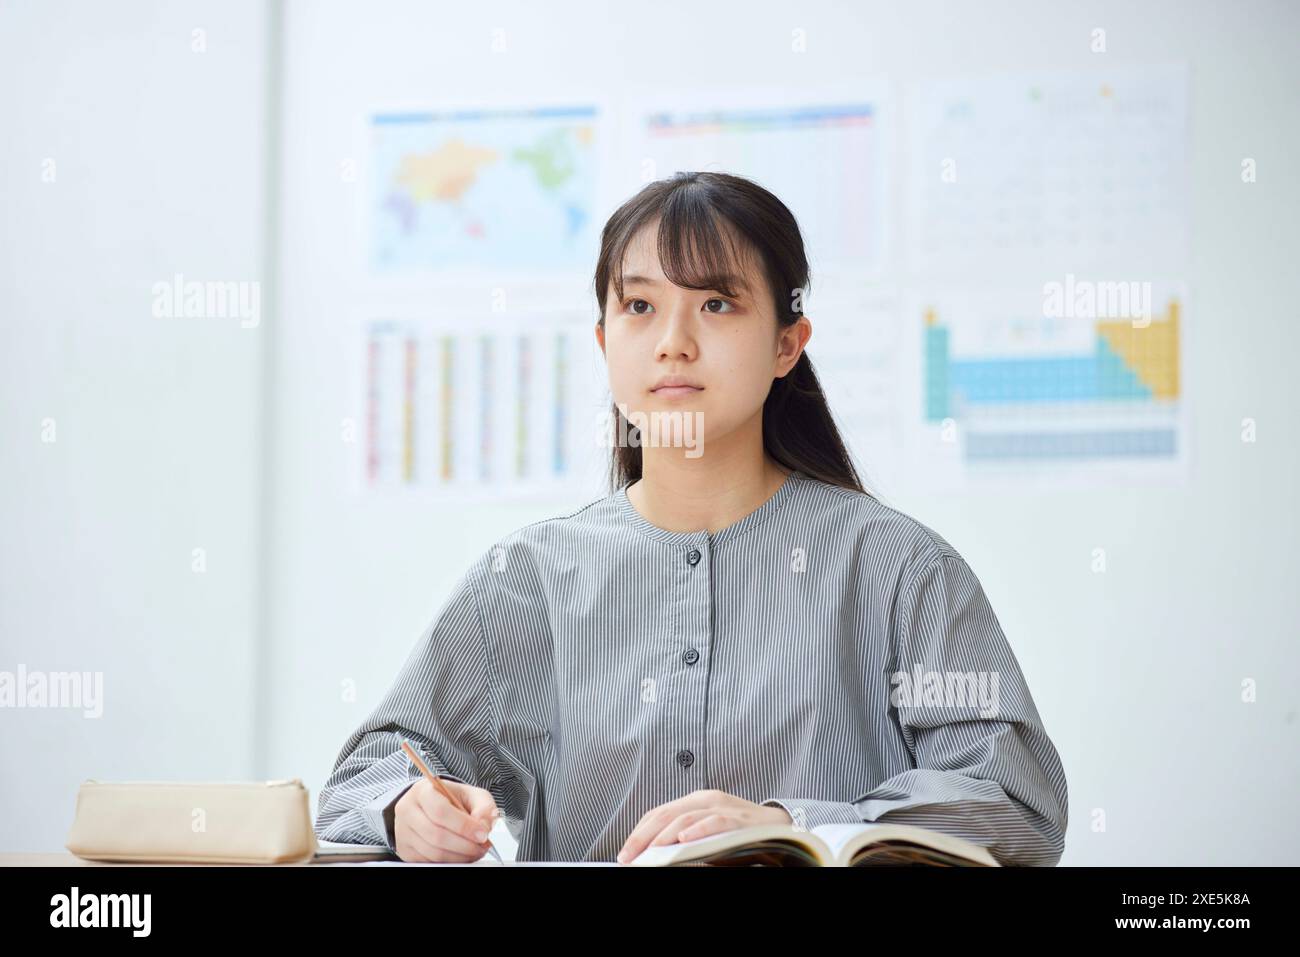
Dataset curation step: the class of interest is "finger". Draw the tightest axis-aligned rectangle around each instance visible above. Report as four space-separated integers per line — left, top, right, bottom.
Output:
431 820 494 859
395 819 441 862
650 811 715 846
461 787 501 826
404 823 485 864
417 784 493 845
676 813 734 844
617 809 676 864
408 811 493 859
618 799 706 863
407 788 492 854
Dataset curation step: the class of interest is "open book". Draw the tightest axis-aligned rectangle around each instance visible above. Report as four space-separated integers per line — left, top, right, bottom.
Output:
625 821 1001 867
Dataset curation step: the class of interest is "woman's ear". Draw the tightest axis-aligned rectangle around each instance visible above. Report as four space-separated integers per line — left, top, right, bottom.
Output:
594 319 606 357
775 315 812 376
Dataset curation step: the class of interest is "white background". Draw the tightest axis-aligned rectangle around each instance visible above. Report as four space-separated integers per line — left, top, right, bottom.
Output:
1 0 1296 864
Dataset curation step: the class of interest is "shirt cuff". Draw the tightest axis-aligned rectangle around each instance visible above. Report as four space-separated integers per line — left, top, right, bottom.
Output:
364 781 418 852
364 774 469 852
761 798 864 832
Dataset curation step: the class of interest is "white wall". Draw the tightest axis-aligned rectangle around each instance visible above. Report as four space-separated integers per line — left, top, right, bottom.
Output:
0 0 271 852
2 0 1295 863
270 0 1298 865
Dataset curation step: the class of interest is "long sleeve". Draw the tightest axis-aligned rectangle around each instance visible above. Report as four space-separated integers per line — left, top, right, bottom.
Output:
761 550 1069 866
314 562 513 851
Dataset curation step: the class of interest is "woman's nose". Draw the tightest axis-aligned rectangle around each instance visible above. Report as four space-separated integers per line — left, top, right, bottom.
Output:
655 303 697 359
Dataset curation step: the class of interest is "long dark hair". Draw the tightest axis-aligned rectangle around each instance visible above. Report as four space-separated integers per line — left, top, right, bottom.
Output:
593 170 868 495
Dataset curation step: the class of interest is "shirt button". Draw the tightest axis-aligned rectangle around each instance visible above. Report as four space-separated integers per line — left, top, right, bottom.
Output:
686 549 701 565
682 648 700 666
676 749 695 769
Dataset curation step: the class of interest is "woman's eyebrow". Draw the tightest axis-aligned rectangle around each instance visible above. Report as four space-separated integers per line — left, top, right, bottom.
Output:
697 273 753 297
623 273 752 295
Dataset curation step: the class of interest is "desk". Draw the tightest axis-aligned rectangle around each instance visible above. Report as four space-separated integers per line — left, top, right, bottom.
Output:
0 853 619 867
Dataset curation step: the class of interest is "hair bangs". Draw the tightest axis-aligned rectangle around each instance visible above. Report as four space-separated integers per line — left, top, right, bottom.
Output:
602 185 758 309
653 189 756 301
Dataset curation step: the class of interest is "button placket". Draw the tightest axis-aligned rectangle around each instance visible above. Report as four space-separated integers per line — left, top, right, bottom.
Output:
675 536 709 781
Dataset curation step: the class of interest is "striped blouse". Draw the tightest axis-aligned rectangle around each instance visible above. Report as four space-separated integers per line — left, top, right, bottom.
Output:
314 468 1069 865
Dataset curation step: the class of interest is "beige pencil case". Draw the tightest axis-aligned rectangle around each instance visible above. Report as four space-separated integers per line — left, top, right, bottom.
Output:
66 778 318 864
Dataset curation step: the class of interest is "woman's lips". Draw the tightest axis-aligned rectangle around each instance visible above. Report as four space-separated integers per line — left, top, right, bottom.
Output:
650 386 704 397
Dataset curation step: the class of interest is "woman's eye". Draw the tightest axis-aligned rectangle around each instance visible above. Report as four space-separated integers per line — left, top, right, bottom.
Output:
625 298 653 315
704 298 736 314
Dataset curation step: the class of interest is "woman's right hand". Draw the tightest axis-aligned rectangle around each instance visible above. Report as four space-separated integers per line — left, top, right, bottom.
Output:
393 778 500 863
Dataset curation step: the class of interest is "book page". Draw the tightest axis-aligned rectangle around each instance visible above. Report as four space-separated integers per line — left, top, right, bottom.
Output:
811 823 888 862
629 822 825 866
811 822 999 866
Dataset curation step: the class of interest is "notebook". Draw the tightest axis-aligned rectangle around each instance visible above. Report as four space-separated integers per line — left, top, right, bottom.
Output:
313 840 396 863
625 821 1001 867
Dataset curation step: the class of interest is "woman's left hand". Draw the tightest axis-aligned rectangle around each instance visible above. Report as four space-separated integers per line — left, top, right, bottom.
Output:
616 789 793 864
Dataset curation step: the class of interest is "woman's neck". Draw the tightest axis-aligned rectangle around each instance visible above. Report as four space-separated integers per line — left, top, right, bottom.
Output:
625 447 792 535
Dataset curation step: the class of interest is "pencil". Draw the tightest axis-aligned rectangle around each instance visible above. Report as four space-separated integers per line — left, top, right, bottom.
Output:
399 740 503 863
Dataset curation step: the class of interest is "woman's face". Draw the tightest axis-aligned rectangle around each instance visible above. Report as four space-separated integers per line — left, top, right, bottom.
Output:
595 219 809 456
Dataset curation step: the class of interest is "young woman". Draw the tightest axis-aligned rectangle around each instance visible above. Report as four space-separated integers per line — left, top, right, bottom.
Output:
316 171 1068 866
